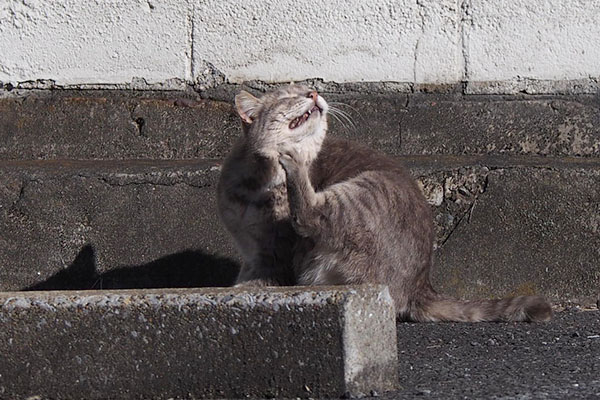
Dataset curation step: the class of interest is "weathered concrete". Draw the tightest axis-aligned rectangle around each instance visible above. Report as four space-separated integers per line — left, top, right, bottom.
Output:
1 157 598 304
1 92 599 160
0 160 237 291
401 95 600 157
193 0 461 84
0 94 239 160
0 1 191 85
3 1 600 92
463 0 600 84
388 309 600 399
0 90 598 302
0 285 398 399
414 163 600 304
465 77 600 96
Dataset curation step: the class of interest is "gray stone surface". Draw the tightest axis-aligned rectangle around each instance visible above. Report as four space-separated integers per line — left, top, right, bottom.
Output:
465 77 600 95
0 90 598 303
0 285 397 399
0 159 238 291
1 157 598 304
401 95 600 156
414 162 600 304
2 91 600 160
0 93 239 159
387 309 600 399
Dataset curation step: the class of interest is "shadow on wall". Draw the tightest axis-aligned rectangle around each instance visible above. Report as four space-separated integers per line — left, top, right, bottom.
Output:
24 245 240 291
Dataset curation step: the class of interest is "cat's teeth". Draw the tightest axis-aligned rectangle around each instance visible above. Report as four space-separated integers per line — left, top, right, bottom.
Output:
289 110 314 129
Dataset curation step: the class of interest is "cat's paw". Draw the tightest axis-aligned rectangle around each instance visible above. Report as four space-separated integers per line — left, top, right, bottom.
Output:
234 278 275 287
278 148 301 174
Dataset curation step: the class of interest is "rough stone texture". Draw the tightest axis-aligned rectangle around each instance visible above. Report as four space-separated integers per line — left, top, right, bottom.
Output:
0 94 239 160
464 0 600 83
465 77 600 95
0 285 398 399
1 157 598 304
0 1 190 85
0 91 598 303
414 164 600 304
3 0 600 99
401 95 600 157
3 1 600 92
2 92 600 160
342 286 398 395
0 160 238 291
388 309 600 399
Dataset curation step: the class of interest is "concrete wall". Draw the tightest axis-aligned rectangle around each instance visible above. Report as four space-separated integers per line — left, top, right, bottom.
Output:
1 0 599 93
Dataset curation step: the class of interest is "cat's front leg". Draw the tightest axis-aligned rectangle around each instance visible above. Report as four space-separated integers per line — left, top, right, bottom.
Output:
279 150 325 237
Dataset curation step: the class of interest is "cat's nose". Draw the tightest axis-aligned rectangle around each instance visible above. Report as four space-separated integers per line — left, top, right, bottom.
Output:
308 91 318 102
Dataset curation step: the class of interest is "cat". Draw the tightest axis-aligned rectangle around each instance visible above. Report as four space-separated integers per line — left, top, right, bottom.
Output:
217 84 552 322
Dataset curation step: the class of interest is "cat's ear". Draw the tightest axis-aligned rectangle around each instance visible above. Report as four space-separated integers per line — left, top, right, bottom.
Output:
235 91 261 124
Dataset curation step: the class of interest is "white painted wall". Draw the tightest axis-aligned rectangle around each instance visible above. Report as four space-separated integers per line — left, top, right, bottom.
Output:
0 1 191 85
1 0 599 92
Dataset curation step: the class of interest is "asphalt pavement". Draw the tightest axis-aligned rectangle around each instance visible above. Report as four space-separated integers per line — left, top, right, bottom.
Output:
382 309 600 399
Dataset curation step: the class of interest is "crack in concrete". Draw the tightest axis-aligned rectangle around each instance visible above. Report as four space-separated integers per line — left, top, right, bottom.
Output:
439 206 468 249
4 178 40 224
430 168 491 249
413 0 427 84
188 1 195 82
12 180 27 210
95 175 216 189
459 0 472 82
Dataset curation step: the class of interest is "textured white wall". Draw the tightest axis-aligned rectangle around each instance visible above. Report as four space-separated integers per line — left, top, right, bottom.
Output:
193 0 461 84
0 0 191 85
1 0 599 91
465 0 600 82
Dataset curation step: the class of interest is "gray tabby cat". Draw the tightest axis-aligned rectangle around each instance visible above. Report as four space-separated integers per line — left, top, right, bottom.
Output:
217 84 552 322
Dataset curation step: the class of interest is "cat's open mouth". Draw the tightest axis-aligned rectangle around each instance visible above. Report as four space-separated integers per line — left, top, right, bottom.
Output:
289 105 321 130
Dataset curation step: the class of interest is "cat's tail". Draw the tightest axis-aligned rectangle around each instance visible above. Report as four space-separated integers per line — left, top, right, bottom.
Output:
414 294 553 322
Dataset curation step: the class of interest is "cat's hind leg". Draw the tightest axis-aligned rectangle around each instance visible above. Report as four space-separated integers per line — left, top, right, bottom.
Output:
280 152 390 287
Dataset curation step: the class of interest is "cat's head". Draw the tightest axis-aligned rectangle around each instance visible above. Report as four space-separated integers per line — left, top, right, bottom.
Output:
234 84 329 161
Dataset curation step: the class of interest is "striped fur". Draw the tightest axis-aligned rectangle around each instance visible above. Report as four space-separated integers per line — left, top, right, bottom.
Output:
217 85 552 322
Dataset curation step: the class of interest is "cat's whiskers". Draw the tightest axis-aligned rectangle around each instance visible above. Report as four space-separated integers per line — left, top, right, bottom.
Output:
331 108 357 128
328 103 358 125
329 101 360 115
327 105 357 132
326 110 350 132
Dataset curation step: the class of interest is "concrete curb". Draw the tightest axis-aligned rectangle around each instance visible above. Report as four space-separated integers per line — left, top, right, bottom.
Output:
0 285 398 399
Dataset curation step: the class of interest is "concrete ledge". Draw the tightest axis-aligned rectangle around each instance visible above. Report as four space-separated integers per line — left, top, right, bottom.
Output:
1 92 599 160
0 94 238 160
0 285 398 399
1 158 598 304
401 95 600 157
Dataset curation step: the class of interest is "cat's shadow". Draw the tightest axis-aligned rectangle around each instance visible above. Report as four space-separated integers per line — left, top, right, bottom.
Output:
24 245 240 291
